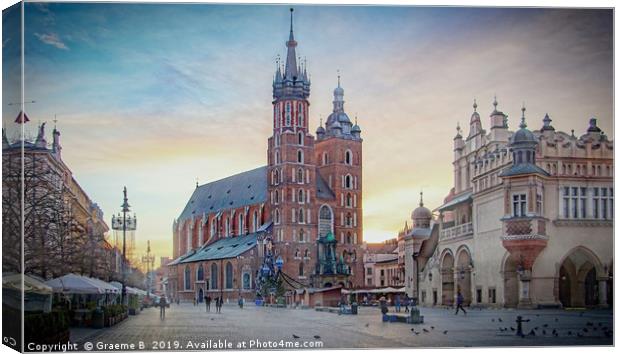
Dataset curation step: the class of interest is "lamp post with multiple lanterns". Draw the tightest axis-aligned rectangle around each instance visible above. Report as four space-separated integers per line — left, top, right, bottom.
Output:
111 187 137 305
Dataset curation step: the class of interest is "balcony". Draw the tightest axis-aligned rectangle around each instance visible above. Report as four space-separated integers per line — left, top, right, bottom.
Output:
439 222 473 242
501 216 548 241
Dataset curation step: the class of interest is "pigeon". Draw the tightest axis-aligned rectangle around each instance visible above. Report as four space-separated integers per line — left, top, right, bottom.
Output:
314 335 321 339
443 330 448 335
542 324 549 328
552 329 558 335
529 329 536 336
499 328 504 332
553 332 558 337
498 318 503 322
510 327 515 331
414 331 420 335
542 330 546 335
568 331 572 335
582 328 589 333
534 327 539 330
411 328 415 331
293 334 300 339
430 326 435 330
423 328 429 333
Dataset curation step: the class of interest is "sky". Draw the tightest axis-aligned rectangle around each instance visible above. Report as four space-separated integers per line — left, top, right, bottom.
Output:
2 4 613 266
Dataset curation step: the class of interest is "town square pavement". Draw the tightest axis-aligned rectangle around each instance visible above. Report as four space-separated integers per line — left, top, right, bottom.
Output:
71 303 613 350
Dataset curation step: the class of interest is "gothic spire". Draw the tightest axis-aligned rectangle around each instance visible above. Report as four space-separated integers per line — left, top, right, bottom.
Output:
284 8 298 80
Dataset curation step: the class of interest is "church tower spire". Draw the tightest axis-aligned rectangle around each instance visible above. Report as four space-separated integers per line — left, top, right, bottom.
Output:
284 8 299 80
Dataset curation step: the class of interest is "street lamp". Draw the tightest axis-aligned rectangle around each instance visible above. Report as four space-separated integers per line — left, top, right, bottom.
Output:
111 187 137 305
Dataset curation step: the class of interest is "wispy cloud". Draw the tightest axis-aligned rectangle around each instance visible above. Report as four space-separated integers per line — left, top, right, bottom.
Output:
34 32 68 50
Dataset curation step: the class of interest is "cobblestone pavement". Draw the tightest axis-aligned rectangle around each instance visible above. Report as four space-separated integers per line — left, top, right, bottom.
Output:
73 303 613 350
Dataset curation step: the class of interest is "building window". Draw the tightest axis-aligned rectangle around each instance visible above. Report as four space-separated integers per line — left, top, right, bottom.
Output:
184 266 191 290
512 194 527 217
274 209 280 225
299 262 304 277
298 208 305 223
345 174 352 189
299 229 305 242
346 193 352 207
345 150 352 165
297 168 304 183
476 288 482 303
304 249 309 258
298 103 304 127
242 272 251 289
297 150 304 164
536 193 542 215
346 232 352 244
322 152 328 165
367 267 372 275
298 131 303 145
285 102 291 126
580 187 587 218
238 213 244 236
298 189 304 204
197 264 204 281
225 262 233 289
593 187 613 220
211 263 218 289
318 205 334 237
253 211 258 232
225 218 230 237
488 288 496 303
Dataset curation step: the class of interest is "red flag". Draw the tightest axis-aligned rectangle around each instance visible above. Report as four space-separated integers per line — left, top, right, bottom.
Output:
14 111 30 124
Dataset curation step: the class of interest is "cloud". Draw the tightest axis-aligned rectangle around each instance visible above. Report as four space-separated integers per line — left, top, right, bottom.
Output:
34 32 68 50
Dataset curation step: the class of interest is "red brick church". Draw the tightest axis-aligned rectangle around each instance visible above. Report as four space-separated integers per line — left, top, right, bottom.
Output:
168 9 364 303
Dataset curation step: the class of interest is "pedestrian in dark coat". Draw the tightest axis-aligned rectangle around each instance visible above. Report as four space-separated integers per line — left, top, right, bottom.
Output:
455 291 467 315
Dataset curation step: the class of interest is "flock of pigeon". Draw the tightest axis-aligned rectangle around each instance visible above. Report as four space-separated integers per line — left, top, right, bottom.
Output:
409 325 449 336
493 315 613 339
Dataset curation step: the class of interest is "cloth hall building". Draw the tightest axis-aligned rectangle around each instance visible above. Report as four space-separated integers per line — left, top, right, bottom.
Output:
168 10 364 303
401 99 613 309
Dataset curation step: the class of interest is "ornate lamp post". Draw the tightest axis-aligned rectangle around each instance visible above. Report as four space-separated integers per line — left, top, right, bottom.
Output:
111 187 137 305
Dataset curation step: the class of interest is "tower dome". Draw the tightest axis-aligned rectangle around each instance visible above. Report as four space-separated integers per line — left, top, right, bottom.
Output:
411 191 432 228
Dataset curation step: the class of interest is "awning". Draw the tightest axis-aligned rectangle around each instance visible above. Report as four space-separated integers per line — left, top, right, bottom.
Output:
3 273 53 295
45 274 118 295
435 191 472 212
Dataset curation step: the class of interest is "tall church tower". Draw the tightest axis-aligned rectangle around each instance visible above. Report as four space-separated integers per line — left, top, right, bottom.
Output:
314 75 364 287
267 9 318 280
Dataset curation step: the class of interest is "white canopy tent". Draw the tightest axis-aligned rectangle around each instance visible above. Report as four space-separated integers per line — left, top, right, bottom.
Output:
45 274 118 295
3 273 53 312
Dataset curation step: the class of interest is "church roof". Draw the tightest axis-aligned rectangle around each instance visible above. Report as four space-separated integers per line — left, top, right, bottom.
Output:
499 163 550 178
179 233 258 264
316 172 335 200
178 166 268 221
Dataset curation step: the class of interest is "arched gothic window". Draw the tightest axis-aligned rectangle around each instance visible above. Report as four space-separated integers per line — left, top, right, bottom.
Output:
197 264 204 281
275 209 280 224
345 150 352 165
346 213 352 227
211 263 218 289
322 152 328 165
225 262 233 289
345 175 352 189
346 193 352 207
297 168 304 183
298 189 304 203
299 229 305 242
285 102 291 126
298 103 304 127
299 262 304 276
304 249 309 258
253 211 258 232
346 232 352 244
242 273 251 289
298 132 304 145
297 150 304 164
298 208 305 223
184 266 191 290
319 205 334 237
274 190 280 204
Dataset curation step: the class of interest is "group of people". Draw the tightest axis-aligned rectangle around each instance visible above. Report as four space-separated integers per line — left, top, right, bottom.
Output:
376 290 467 316
202 295 224 313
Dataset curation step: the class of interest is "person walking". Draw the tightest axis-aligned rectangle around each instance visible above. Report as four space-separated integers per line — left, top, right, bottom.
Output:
395 294 401 313
455 291 467 315
404 294 410 313
159 296 167 320
205 295 211 312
